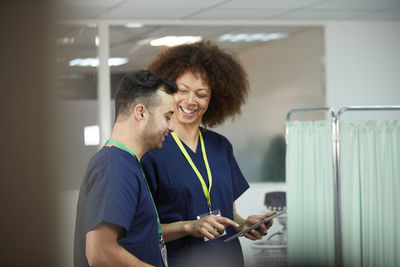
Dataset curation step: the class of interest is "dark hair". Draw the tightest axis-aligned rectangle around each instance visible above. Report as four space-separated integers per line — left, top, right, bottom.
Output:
115 69 177 121
147 40 249 128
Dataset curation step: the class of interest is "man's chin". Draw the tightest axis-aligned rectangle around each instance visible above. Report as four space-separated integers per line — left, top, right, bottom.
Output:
155 143 163 150
148 137 164 151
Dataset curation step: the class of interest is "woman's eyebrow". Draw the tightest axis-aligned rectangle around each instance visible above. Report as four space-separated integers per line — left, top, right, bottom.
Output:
179 82 209 92
178 82 189 88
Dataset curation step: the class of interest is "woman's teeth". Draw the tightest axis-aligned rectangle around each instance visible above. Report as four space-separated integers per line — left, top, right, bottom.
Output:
181 107 196 114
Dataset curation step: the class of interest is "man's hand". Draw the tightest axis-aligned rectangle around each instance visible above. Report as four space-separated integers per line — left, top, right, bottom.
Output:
241 211 277 240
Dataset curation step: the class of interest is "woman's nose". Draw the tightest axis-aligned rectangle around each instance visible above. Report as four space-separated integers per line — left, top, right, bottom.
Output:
185 92 195 103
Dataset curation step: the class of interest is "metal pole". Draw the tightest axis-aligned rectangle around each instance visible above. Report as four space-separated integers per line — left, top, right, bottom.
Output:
332 116 342 267
97 22 112 147
337 105 400 119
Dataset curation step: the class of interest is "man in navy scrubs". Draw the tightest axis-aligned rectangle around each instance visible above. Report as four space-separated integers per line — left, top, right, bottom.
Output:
74 70 177 267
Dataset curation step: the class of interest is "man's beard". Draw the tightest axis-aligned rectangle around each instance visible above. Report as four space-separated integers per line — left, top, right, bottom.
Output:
143 118 164 151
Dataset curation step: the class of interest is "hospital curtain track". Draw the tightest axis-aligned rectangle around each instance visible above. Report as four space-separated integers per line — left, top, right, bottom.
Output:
285 106 400 267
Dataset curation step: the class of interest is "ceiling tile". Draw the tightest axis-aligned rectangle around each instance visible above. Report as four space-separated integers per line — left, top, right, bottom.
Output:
220 0 329 9
99 8 197 19
308 0 400 11
120 0 225 9
189 8 288 20
275 9 373 20
55 7 108 19
360 10 400 21
55 0 123 8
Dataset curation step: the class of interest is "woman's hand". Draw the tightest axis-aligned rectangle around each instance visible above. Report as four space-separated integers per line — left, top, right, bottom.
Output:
184 215 239 241
240 211 277 240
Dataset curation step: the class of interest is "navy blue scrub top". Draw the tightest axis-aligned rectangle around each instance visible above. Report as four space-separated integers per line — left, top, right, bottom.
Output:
74 146 163 267
141 128 249 267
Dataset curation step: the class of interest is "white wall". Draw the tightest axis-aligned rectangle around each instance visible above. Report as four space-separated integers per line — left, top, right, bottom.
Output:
56 100 115 190
325 21 400 120
215 27 325 182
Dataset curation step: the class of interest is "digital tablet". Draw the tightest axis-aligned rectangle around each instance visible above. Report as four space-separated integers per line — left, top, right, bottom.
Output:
224 210 286 243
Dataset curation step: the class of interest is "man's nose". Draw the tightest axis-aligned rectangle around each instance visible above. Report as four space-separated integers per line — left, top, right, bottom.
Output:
168 118 175 132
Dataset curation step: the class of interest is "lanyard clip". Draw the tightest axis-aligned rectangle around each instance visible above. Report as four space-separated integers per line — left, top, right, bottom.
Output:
208 205 212 214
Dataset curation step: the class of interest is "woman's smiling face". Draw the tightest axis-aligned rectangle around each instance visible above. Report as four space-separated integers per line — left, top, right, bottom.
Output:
174 71 211 127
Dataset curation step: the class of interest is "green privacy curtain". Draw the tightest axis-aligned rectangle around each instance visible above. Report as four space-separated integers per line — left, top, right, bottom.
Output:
286 120 335 266
340 120 400 267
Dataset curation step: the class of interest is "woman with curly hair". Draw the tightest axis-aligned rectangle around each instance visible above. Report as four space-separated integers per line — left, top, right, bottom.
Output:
141 41 276 267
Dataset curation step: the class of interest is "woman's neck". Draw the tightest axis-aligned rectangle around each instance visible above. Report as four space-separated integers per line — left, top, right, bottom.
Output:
174 122 200 152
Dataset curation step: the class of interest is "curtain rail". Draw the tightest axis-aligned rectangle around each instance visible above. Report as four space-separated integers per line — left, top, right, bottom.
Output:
285 107 336 145
337 105 400 119
285 107 335 122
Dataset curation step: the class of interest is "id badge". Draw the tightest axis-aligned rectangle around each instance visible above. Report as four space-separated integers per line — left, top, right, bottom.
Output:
159 235 168 267
196 209 227 242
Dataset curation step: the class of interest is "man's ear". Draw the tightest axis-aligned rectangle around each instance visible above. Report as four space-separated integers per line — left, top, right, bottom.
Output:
132 103 146 121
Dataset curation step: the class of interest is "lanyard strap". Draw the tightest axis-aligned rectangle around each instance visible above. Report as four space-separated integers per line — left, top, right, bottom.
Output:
105 139 162 236
171 129 213 211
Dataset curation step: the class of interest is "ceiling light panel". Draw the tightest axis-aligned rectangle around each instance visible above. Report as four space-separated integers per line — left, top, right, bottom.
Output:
217 33 288 42
125 23 144 28
69 58 129 67
150 36 202 46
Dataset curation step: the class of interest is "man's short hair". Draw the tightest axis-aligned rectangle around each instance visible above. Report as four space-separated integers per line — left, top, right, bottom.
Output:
115 70 177 121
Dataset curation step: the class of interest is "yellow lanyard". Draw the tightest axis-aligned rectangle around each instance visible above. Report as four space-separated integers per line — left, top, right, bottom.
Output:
171 129 213 212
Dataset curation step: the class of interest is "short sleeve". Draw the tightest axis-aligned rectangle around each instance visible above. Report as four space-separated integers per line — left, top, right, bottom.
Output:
85 166 140 235
225 139 249 201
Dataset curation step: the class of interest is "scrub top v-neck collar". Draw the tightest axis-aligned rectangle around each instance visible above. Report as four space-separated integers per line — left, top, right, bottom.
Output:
179 135 201 156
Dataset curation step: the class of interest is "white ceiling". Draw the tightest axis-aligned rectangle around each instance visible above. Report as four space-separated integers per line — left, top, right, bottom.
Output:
56 0 400 21
54 0 400 98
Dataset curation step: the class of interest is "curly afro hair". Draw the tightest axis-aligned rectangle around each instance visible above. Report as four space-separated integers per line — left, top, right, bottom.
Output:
147 40 249 128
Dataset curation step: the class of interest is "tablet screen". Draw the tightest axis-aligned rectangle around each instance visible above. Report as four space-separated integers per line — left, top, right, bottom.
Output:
224 210 286 243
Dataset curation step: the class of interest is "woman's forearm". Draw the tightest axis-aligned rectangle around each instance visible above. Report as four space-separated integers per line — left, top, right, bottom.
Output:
232 202 246 232
161 221 193 243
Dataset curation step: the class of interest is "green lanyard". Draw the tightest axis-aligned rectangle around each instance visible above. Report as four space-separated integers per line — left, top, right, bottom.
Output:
105 139 162 236
171 129 213 212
